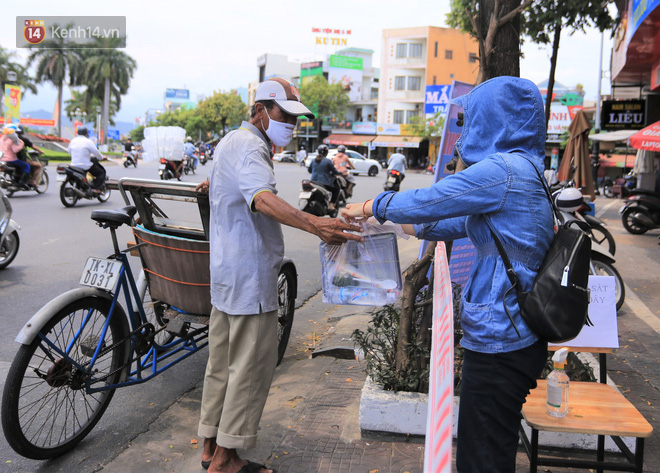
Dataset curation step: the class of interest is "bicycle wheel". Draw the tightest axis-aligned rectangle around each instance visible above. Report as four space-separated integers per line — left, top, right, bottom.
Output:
590 255 625 311
1 296 130 459
276 265 296 365
589 224 616 256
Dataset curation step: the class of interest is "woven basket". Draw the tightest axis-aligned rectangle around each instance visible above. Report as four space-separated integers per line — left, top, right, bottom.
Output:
133 225 212 315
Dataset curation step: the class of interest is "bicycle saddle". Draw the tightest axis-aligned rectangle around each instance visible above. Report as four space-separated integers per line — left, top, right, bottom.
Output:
91 205 137 227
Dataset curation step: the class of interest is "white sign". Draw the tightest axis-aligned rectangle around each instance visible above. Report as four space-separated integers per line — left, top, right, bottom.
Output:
550 276 619 349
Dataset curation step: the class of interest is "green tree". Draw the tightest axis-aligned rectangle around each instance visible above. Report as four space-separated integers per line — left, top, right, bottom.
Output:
407 111 445 138
299 75 350 120
523 0 615 125
197 91 247 138
26 24 82 137
447 0 533 83
78 36 137 144
130 125 145 142
0 45 37 118
64 89 117 125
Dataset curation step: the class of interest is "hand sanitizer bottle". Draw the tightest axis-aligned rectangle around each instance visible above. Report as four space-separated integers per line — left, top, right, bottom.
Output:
546 347 569 417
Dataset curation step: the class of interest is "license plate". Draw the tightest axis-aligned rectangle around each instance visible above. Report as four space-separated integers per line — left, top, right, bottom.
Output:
299 191 312 199
56 174 65 182
387 176 396 183
80 257 122 291
158 164 166 170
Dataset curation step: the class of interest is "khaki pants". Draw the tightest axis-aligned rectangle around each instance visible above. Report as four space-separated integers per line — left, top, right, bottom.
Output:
198 306 278 449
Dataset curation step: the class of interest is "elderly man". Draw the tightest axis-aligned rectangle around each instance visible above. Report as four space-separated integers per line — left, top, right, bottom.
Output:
196 78 362 473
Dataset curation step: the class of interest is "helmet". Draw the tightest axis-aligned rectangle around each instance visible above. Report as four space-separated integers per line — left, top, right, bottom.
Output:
3 124 19 135
317 144 329 157
77 126 89 136
555 187 584 212
395 147 404 154
186 136 192 142
16 125 24 135
337 145 346 153
300 145 305 150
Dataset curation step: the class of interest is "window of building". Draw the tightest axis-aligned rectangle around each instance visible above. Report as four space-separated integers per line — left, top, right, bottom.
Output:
406 110 419 123
434 41 438 58
409 43 422 58
396 43 407 58
394 76 406 90
408 76 421 91
393 110 404 124
433 75 437 85
469 53 478 63
445 50 453 60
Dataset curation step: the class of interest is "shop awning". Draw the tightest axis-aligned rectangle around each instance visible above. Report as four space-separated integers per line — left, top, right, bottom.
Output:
323 134 375 146
589 130 638 142
372 135 422 148
598 154 636 168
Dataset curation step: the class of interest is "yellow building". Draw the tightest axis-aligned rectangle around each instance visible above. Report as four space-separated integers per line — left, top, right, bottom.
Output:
377 26 479 125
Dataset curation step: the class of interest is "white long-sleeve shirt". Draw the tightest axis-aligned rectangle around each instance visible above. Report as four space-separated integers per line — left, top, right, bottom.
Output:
68 135 103 170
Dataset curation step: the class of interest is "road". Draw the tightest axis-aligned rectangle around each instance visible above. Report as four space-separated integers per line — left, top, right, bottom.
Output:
0 158 434 471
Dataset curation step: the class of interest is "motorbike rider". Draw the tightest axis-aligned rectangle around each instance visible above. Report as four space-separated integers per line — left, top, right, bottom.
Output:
123 137 138 162
184 136 198 169
199 141 207 161
1 125 30 188
297 144 307 166
67 127 106 194
16 125 45 187
308 144 341 210
332 145 356 197
387 147 407 183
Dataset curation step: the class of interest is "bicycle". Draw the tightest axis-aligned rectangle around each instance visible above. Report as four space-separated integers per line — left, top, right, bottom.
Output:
1 179 297 460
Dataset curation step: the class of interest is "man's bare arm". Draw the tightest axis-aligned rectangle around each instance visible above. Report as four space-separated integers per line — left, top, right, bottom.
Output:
254 191 363 245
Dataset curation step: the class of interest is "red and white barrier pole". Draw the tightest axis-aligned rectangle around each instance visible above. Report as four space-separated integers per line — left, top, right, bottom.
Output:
424 242 454 472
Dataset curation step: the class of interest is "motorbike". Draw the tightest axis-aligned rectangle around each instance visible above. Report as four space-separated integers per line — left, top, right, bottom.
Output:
620 191 660 234
158 158 183 181
0 150 49 197
56 164 111 207
384 169 403 192
123 148 139 168
298 175 347 218
554 186 617 256
562 211 625 311
199 148 208 165
0 187 20 269
183 154 197 175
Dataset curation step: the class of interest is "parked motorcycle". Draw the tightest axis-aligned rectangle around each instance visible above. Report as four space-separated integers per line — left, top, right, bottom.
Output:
56 164 111 207
123 148 139 168
0 187 20 269
298 175 347 218
158 158 183 181
620 191 660 234
384 169 403 192
0 150 49 197
554 187 617 255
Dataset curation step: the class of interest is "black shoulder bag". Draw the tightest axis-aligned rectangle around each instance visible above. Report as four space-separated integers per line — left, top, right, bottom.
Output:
485 160 592 344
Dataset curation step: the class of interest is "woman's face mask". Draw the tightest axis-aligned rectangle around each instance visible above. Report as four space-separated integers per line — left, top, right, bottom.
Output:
262 107 295 147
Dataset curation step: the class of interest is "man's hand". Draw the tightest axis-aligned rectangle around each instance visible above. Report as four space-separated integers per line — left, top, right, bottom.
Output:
196 179 210 194
313 217 363 245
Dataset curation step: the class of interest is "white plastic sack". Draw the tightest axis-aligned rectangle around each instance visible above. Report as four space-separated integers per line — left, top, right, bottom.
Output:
141 126 185 163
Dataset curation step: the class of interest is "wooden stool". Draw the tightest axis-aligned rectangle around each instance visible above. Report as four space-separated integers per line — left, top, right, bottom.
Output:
521 379 653 473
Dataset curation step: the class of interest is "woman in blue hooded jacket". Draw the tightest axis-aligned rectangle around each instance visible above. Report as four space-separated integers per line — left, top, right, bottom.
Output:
343 76 553 472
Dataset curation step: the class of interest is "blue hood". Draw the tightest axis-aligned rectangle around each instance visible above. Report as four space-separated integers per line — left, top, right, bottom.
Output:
452 77 546 168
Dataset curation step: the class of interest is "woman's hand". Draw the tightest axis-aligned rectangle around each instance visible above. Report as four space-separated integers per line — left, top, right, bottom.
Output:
341 200 372 222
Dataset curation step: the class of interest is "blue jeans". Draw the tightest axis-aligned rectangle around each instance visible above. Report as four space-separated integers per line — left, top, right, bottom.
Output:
456 340 547 472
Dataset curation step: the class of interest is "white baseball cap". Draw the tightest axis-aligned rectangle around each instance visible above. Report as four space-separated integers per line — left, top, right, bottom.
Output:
254 78 315 119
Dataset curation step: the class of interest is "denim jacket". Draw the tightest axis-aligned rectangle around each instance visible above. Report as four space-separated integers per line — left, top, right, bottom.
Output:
372 77 553 354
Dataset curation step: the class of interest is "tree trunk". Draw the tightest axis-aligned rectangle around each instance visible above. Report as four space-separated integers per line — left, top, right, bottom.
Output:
477 0 522 83
102 77 110 145
544 24 562 127
57 84 63 138
395 241 437 374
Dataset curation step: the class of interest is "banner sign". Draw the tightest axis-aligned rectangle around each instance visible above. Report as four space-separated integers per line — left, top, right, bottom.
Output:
329 55 363 102
424 242 454 473
547 103 583 142
4 84 21 125
312 27 351 47
352 121 377 134
165 88 189 100
377 123 400 135
425 85 452 114
301 61 324 85
601 100 646 131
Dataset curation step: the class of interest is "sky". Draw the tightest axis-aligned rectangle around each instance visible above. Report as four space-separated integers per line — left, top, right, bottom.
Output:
3 0 615 126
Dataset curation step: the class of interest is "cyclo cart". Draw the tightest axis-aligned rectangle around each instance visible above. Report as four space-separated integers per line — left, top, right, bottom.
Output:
1 178 297 459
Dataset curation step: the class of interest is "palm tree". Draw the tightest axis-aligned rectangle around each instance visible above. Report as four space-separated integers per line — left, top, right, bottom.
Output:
0 45 37 118
64 89 117 125
79 36 136 144
26 25 81 137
